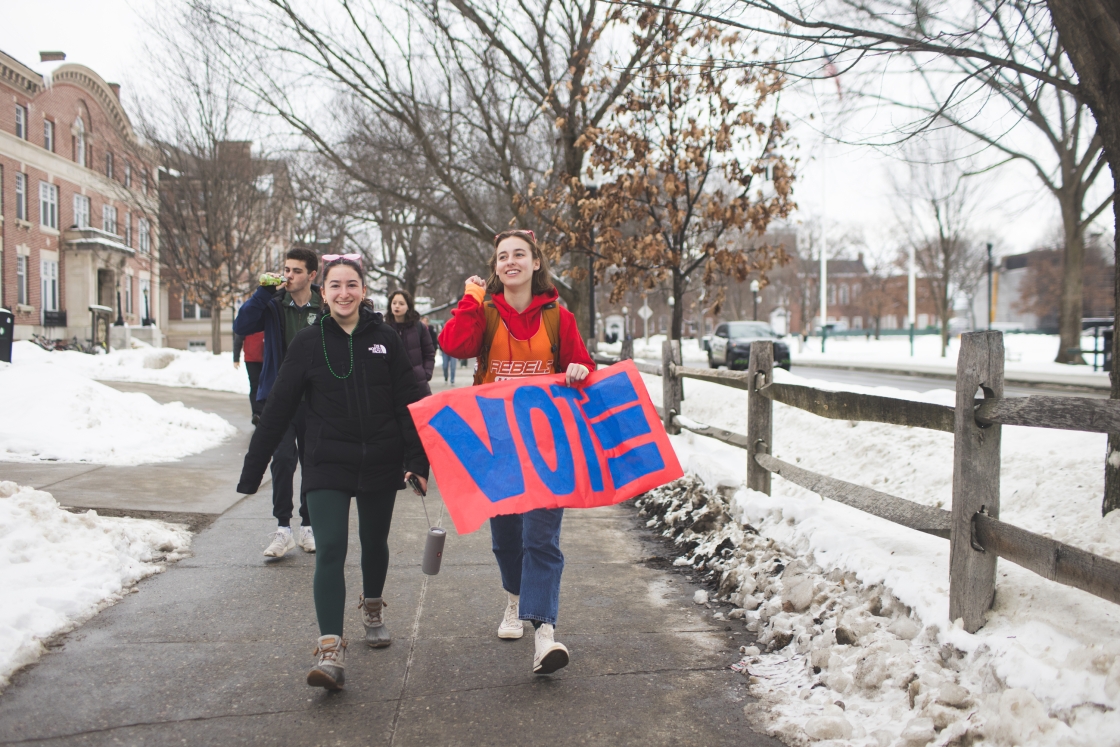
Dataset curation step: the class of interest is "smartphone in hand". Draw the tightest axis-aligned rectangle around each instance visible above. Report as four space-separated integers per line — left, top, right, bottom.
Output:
407 474 426 497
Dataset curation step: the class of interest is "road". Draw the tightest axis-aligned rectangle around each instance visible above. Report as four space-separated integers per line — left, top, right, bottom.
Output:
788 365 1109 398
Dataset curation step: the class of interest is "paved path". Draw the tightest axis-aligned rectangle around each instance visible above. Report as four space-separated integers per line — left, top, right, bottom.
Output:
0 379 781 746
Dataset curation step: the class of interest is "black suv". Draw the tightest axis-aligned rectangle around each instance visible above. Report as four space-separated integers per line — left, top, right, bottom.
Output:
708 321 791 370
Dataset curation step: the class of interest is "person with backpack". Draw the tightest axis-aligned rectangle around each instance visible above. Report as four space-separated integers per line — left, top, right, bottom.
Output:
233 330 266 424
438 228 594 675
387 290 435 397
237 256 428 691
233 247 322 557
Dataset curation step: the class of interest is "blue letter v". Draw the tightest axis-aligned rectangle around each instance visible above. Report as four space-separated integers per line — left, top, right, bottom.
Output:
428 396 525 502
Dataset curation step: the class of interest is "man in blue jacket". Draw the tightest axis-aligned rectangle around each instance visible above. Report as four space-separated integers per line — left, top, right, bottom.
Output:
234 247 322 558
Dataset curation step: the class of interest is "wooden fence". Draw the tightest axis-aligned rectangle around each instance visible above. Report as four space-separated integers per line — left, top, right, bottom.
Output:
599 331 1120 632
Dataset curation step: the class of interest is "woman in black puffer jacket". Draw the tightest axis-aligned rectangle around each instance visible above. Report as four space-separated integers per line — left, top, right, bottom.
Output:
387 289 435 397
237 258 429 692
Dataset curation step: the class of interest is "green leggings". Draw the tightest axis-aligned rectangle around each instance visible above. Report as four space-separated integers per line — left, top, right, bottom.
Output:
305 488 397 637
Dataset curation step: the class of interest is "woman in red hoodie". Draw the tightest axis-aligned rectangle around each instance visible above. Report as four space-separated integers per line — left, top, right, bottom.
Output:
439 228 595 675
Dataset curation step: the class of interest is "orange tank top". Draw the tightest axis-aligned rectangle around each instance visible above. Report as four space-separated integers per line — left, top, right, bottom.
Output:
481 318 555 383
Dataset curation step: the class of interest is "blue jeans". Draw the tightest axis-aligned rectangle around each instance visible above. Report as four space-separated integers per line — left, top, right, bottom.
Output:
442 351 456 383
490 508 564 626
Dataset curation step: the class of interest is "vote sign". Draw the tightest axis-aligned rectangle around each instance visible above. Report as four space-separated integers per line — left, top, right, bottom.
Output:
408 360 683 534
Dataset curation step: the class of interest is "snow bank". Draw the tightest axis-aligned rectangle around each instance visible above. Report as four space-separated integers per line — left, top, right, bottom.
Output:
9 340 250 394
0 482 192 689
0 362 236 464
640 369 1120 746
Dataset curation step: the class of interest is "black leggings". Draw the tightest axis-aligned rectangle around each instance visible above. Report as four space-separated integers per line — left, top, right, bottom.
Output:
305 487 397 637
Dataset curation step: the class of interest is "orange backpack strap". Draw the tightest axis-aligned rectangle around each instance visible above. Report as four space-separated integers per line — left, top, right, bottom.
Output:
540 302 562 374
474 301 502 386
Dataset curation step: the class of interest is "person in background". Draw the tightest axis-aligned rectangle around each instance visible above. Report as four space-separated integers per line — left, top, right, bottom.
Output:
439 323 458 385
421 315 439 354
233 247 322 557
236 256 428 691
233 331 266 424
439 228 594 675
386 290 435 397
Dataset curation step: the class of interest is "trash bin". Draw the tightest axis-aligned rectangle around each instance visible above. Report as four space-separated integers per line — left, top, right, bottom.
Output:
0 307 13 363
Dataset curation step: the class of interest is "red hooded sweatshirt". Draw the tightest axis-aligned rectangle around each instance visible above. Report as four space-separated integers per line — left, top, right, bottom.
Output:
438 284 595 375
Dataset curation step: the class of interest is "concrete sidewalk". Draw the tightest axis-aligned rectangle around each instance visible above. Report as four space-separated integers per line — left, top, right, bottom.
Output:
0 382 781 746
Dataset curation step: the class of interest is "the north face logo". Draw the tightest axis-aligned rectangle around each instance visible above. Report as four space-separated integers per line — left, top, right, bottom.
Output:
369 344 387 354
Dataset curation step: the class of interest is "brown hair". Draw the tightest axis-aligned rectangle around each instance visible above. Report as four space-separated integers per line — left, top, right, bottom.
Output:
321 259 375 313
487 229 555 295
388 289 421 323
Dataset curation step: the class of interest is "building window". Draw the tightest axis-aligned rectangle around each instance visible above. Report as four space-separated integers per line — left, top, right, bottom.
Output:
103 205 118 235
138 218 151 253
124 163 131 188
918 313 930 329
15 105 27 139
43 119 54 151
181 297 212 320
125 211 132 246
15 173 27 220
141 169 149 195
828 284 837 305
105 152 114 179
140 278 151 321
74 117 86 166
73 194 91 228
17 256 28 305
39 182 59 229
851 283 860 301
840 284 849 305
41 260 59 312
124 277 133 314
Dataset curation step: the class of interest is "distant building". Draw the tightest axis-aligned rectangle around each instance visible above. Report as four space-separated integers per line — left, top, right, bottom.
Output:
0 50 161 344
969 249 1115 332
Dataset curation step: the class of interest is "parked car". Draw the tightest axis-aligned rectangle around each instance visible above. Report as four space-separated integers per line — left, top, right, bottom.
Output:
708 321 791 370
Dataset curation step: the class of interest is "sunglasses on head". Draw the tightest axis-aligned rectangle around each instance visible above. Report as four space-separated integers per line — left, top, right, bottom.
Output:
322 253 363 267
494 229 535 243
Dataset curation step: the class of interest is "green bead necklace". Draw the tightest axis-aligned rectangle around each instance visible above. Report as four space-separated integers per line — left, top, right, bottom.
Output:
321 315 354 379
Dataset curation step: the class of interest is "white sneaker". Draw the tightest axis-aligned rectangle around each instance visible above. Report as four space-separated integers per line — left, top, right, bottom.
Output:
498 592 523 639
298 526 316 553
263 527 295 557
532 623 569 674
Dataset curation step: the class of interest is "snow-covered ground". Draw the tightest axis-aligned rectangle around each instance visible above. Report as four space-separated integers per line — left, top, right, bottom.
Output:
639 368 1120 746
0 481 192 689
9 340 250 394
602 332 1107 386
0 353 237 465
791 333 1107 386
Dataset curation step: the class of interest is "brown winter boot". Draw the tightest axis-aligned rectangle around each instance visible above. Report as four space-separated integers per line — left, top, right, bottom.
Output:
359 595 391 648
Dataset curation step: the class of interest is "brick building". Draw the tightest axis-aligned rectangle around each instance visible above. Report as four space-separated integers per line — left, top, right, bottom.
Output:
1 50 161 344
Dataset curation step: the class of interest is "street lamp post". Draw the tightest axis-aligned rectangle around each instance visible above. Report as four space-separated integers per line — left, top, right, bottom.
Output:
750 279 760 321
986 242 993 330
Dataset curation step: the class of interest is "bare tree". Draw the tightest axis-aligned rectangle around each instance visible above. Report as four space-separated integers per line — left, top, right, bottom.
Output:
133 15 292 354
623 0 1120 514
892 137 986 356
846 3 1112 362
189 0 677 338
858 252 904 339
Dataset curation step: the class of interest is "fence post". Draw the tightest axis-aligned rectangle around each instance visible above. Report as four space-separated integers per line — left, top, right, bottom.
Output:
747 340 773 495
621 337 634 361
950 330 1004 632
662 339 682 435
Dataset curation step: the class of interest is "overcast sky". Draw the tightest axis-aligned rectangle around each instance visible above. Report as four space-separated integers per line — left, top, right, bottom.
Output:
2 0 1107 260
